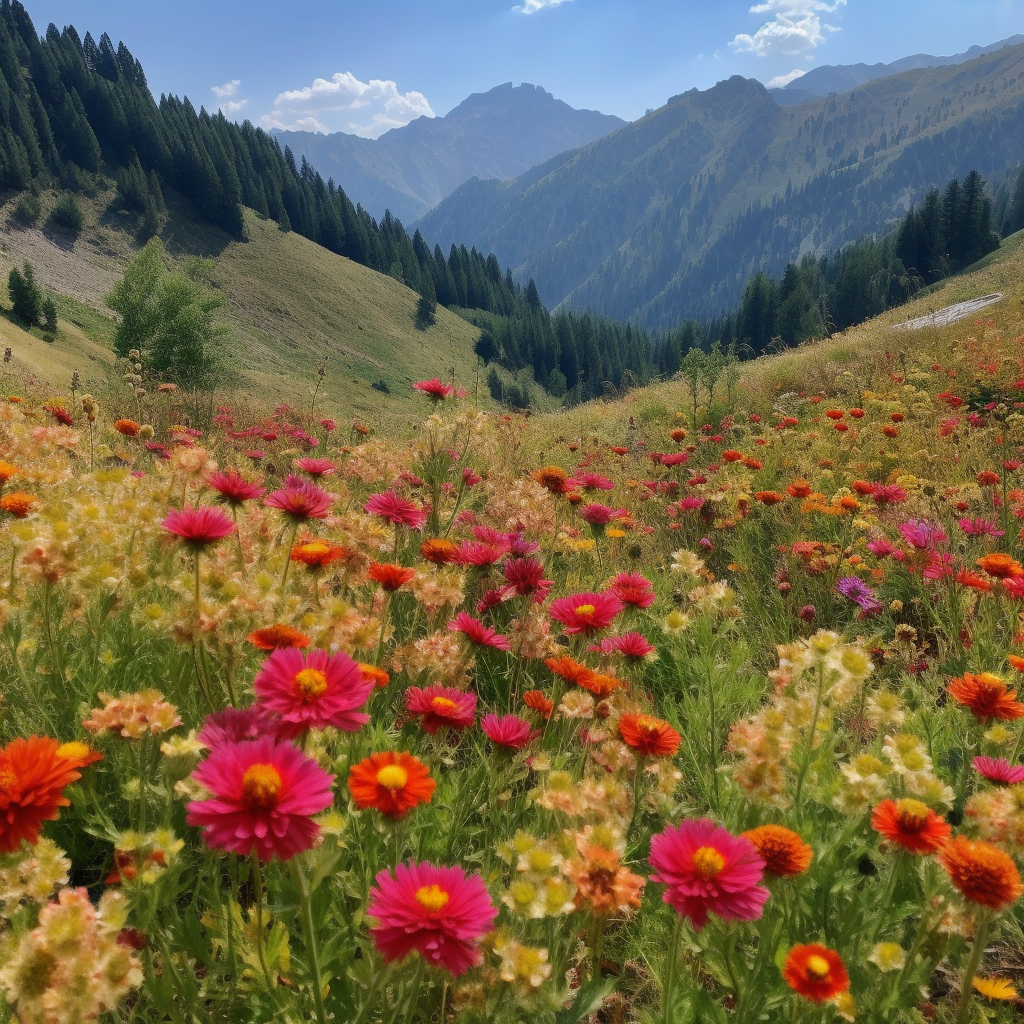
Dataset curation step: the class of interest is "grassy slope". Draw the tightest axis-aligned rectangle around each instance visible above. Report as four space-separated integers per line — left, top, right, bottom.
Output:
532 230 1024 444
0 189 483 421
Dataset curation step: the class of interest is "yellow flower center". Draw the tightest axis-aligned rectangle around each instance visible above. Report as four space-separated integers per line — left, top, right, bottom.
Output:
242 763 282 809
293 668 329 700
415 884 450 912
57 741 90 762
691 846 726 879
806 955 831 980
376 765 409 790
300 541 331 559
430 696 459 714
635 714 660 734
575 604 596 616
895 799 930 831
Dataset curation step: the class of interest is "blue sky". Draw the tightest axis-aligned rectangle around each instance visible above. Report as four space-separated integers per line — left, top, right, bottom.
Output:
21 0 1024 136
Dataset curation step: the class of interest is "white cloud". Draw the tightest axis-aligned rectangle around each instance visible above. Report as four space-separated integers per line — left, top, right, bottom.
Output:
730 0 845 58
218 98 249 114
211 79 240 99
767 68 806 88
259 72 434 138
513 0 572 12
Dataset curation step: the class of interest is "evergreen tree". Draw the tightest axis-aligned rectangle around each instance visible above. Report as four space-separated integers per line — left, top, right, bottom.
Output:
8 261 43 325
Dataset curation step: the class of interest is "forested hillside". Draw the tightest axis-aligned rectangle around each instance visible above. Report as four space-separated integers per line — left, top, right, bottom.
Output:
418 44 1024 327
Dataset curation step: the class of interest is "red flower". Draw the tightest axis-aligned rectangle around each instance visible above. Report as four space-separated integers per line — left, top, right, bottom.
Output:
480 713 540 749
549 590 623 635
609 572 655 608
405 686 476 734
368 562 416 591
247 624 312 650
783 945 849 1003
447 611 511 650
870 798 951 854
413 379 454 400
162 506 237 551
618 713 680 757
523 690 554 719
364 491 428 529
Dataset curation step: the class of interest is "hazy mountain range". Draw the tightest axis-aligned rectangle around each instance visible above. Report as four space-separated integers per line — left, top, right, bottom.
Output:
771 33 1024 104
273 83 625 223
415 41 1024 327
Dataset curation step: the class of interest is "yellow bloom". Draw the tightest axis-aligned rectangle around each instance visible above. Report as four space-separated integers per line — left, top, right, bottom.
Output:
867 942 905 972
972 976 1018 1000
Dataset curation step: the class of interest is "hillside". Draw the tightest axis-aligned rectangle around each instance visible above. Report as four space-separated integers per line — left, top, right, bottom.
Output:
770 33 1024 104
0 189 483 418
275 83 625 223
417 43 1024 328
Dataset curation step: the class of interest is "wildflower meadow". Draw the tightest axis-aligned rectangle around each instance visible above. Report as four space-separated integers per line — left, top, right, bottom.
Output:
2 317 1024 1024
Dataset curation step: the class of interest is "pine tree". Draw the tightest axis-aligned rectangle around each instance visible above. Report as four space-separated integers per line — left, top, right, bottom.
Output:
8 261 43 326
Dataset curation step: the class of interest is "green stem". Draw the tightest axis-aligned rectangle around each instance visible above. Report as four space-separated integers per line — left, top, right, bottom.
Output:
954 909 991 1024
350 961 395 1024
278 520 300 605
661 916 684 1024
291 858 329 1024
250 853 277 994
792 665 825 815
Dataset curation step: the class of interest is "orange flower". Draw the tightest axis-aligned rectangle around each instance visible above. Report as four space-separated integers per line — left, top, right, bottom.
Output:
741 825 813 877
579 672 625 699
358 663 390 689
348 752 435 819
870 799 951 854
721 450 744 462
850 480 875 495
783 944 849 1003
618 713 680 757
0 461 18 484
1008 655 1024 672
523 690 553 719
0 491 36 518
940 836 1023 911
882 425 899 438
837 495 860 511
531 466 568 494
367 562 416 591
948 673 1024 722
113 419 140 437
290 538 349 569
545 656 597 688
0 736 94 853
787 478 812 499
247 624 312 650
977 553 1024 580
977 470 1001 487
669 428 688 442
562 843 645 915
420 538 459 564
824 409 844 420
755 491 784 505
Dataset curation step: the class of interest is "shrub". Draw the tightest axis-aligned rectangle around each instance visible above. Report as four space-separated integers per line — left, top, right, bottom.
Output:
14 193 41 225
49 194 84 235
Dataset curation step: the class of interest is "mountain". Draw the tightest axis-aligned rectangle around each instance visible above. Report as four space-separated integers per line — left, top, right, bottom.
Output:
770 35 1024 104
416 43 1024 328
272 83 626 223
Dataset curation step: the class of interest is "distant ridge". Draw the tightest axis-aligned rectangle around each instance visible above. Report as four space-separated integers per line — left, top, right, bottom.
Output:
769 34 1024 104
273 83 625 223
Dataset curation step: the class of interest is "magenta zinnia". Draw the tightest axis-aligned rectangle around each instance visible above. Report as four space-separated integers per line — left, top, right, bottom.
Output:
264 475 334 521
186 736 334 861
367 861 497 975
480 713 540 750
405 685 476 734
447 612 511 651
974 756 1024 785
253 648 374 738
549 590 624 635
649 818 769 930
162 506 237 550
364 491 428 529
206 469 265 507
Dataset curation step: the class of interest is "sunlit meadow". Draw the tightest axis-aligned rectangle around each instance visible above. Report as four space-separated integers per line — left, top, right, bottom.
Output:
2 312 1024 1024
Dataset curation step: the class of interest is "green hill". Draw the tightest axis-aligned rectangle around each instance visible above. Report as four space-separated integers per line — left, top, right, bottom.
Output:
0 188 483 418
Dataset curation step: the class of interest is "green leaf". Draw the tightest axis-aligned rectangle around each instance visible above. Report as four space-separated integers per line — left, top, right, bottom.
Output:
554 976 618 1023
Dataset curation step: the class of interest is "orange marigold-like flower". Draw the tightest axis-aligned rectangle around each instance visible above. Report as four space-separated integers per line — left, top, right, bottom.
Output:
669 428 688 442
721 449 744 462
1008 655 1024 672
247 624 312 650
420 538 459 564
977 470 1001 487
531 466 568 494
113 419 140 437
358 663 390 688
0 491 37 518
870 798 951 855
851 480 875 495
562 843 645 915
348 752 436 819
368 562 416 592
618 713 681 757
545 656 597 688
783 944 849 1003
786 478 812 499
755 491 784 505
523 690 554 719
290 538 349 569
948 673 1024 722
578 671 624 699
977 553 1024 580
939 836 1023 911
0 461 18 484
741 825 813 877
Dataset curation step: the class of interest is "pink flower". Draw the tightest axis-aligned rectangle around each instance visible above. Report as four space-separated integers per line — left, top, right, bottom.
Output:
198 706 281 746
455 541 507 567
959 517 1005 537
293 457 337 477
565 472 614 492
186 736 334 861
405 686 476 734
549 590 624 635
367 861 497 975
264 476 334 521
590 631 657 660
207 470 265 507
609 572 655 608
659 452 689 467
253 648 373 738
364 491 428 529
447 612 511 651
871 484 908 506
974 756 1024 785
480 713 540 750
580 503 619 526
162 506 237 550
413 379 454 401
897 519 947 550
503 557 553 599
648 818 769 931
